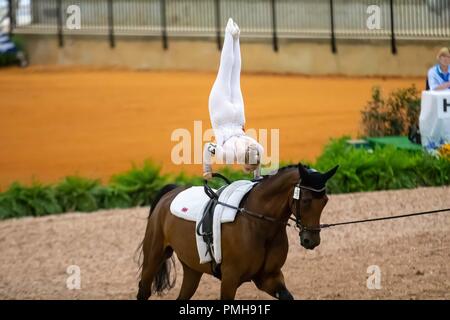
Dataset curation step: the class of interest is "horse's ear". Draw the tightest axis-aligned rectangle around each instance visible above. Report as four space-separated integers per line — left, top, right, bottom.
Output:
323 165 339 182
298 163 309 178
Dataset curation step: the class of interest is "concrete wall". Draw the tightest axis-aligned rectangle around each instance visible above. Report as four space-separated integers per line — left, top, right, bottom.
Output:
22 34 447 77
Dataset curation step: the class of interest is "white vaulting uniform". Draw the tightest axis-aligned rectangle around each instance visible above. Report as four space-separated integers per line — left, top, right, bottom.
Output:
204 18 264 176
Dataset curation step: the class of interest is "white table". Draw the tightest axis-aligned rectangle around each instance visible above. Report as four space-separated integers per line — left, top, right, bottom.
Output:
419 90 450 150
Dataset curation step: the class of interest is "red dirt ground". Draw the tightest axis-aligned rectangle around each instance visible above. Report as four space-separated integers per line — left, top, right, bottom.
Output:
0 67 423 190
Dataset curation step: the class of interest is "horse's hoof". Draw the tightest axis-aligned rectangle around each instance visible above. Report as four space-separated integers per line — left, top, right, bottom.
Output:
276 289 294 300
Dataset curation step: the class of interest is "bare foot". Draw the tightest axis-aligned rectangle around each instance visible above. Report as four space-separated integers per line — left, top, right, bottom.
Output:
226 18 235 35
233 22 240 39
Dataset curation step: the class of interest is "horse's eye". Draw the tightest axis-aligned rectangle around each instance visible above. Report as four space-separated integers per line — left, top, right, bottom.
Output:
302 198 312 205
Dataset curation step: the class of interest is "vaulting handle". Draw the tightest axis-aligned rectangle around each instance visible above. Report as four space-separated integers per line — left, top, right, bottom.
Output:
203 172 231 199
211 173 232 184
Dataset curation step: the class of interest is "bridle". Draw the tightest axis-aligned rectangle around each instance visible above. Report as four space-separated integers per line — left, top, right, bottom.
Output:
289 180 326 234
203 172 328 233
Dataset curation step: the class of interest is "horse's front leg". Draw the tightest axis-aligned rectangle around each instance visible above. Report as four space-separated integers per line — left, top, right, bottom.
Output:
220 272 241 300
254 271 294 300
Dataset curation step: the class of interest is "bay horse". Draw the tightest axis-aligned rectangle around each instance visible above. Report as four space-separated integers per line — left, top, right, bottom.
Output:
137 163 338 300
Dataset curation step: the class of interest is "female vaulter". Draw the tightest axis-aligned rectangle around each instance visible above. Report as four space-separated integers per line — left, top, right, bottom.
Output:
203 18 264 180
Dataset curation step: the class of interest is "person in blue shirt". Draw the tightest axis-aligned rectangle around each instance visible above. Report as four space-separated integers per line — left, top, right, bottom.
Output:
0 32 28 67
427 47 450 90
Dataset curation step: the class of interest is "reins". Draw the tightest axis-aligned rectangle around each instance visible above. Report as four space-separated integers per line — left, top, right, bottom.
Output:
317 208 450 229
219 200 282 223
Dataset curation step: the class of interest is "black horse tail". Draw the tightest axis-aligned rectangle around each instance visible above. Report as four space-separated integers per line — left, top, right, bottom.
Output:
151 253 176 296
135 183 179 297
150 184 178 295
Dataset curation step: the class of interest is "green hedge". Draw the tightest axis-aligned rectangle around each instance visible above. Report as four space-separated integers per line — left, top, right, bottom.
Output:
0 161 250 220
0 140 449 220
315 137 450 193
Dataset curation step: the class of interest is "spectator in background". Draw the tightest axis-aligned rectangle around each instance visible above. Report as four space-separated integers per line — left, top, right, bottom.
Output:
0 32 28 67
427 47 450 90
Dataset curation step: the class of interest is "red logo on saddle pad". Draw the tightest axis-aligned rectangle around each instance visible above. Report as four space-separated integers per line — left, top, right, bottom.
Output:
181 207 189 213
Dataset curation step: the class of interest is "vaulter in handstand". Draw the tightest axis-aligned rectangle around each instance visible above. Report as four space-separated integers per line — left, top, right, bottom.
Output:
203 18 264 180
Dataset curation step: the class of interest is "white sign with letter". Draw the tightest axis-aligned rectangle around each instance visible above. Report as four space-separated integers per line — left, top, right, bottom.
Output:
420 91 450 151
437 96 450 119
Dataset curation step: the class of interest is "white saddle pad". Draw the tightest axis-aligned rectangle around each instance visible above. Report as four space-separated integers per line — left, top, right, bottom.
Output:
170 180 257 264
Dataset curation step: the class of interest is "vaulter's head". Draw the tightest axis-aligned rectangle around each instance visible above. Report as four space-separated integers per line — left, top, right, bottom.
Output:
243 143 261 172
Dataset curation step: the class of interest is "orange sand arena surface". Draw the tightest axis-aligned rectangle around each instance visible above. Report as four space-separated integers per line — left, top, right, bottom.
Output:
0 67 423 190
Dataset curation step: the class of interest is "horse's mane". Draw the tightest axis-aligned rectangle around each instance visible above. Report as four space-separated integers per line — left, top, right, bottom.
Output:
258 163 311 179
273 164 299 172
258 164 297 179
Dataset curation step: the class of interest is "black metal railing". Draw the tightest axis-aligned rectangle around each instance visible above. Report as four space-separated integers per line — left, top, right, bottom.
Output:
5 0 450 52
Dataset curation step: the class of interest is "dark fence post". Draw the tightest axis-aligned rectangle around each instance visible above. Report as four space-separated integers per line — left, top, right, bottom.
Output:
107 0 115 48
160 0 168 50
56 0 64 47
389 0 397 55
270 0 278 52
8 0 14 37
214 0 221 51
329 0 337 53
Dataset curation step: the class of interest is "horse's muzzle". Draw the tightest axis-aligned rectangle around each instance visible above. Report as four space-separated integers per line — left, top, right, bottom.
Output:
300 231 321 250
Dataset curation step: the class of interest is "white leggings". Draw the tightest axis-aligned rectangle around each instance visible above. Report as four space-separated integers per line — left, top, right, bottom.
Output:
209 20 245 134
204 20 264 177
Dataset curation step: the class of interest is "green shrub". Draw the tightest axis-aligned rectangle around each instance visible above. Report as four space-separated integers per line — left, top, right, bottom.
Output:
0 182 62 219
110 161 168 206
11 35 26 51
315 137 450 194
0 52 17 67
55 176 100 212
173 171 204 187
91 185 132 209
361 86 421 137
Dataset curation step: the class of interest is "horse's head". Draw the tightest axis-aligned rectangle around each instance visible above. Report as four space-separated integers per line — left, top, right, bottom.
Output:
294 163 338 250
